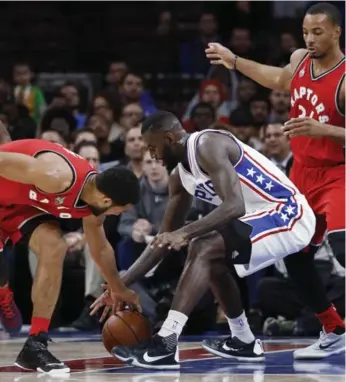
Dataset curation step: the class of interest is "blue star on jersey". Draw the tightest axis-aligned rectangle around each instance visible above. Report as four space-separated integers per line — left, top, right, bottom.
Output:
236 155 294 201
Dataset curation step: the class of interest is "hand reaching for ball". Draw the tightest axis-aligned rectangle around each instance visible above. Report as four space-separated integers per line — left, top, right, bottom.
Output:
90 284 142 322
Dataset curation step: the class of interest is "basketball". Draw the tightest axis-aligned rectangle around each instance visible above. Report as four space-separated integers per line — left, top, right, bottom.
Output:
102 311 152 354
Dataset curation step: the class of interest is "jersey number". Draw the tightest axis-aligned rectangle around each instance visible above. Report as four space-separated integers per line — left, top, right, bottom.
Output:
195 181 216 202
29 190 72 219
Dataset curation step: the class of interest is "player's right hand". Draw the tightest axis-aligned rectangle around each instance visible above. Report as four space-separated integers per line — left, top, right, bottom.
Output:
205 43 235 69
90 284 142 323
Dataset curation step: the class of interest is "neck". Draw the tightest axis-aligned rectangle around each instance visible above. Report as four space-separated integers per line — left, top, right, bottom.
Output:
80 174 97 204
313 47 344 69
273 149 291 162
177 132 190 162
129 159 143 178
148 176 168 191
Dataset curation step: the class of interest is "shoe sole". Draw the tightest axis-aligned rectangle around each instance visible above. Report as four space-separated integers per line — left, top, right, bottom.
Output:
202 343 265 362
113 354 180 370
294 345 346 360
14 362 70 374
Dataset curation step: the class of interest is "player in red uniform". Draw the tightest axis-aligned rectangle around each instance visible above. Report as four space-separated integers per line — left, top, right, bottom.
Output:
0 137 140 373
205 2 345 359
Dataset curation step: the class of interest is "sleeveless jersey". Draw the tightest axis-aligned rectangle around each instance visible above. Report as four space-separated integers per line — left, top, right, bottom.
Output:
290 53 345 166
178 130 301 214
0 139 96 219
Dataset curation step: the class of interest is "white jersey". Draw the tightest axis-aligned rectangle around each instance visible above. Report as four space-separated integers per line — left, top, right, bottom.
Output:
178 129 302 213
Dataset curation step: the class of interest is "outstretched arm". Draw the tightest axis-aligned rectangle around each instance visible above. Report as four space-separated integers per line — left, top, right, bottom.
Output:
173 134 245 241
206 43 307 91
121 168 192 287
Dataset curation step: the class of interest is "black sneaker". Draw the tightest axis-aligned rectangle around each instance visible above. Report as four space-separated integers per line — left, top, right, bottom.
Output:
112 333 179 370
202 336 265 362
72 300 100 332
14 332 70 373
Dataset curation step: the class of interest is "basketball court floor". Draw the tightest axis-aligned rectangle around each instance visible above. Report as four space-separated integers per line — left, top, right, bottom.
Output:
0 333 344 382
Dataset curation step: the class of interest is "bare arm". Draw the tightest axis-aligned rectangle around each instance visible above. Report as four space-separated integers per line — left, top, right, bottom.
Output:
206 43 307 91
175 134 245 240
0 121 11 144
0 151 72 193
83 215 126 292
122 169 192 287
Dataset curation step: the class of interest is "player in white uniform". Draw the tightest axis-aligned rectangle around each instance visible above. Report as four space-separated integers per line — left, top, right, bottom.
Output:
93 111 315 370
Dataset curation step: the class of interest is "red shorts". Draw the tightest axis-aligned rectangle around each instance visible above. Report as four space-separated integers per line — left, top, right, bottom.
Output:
0 206 57 247
290 161 345 245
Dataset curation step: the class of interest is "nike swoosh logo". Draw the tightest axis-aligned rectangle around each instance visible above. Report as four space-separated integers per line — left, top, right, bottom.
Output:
222 343 240 352
319 338 341 350
143 352 174 363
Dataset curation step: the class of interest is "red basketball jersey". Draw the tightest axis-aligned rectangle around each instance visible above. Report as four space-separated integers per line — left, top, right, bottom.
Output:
290 53 345 166
0 139 96 219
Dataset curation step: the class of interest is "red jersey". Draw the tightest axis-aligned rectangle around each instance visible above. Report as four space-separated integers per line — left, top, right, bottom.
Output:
0 139 97 220
290 53 345 166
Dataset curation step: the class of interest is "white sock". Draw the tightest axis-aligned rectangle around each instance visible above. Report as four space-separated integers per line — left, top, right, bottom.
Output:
158 310 188 339
227 311 255 344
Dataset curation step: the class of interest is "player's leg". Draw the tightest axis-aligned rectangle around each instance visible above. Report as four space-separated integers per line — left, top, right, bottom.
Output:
0 241 22 336
15 221 70 373
289 172 346 360
112 232 263 369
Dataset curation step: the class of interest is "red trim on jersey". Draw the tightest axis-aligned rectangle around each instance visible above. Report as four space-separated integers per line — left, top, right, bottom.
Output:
244 152 297 195
241 209 273 221
251 202 303 243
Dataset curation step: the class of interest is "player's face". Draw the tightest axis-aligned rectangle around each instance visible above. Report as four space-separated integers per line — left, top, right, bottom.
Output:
144 131 180 173
88 198 132 216
303 14 341 59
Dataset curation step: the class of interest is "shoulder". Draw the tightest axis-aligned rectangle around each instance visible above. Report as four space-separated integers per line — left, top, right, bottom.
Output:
197 131 232 159
290 49 309 73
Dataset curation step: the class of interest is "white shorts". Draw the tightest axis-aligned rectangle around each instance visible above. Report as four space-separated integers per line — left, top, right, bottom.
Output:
235 194 316 277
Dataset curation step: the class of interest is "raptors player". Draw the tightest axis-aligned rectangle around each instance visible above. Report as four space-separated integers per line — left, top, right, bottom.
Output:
206 2 345 359
0 137 140 373
93 111 315 369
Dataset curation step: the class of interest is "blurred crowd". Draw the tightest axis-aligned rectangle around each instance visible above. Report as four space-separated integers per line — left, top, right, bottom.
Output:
1 1 344 337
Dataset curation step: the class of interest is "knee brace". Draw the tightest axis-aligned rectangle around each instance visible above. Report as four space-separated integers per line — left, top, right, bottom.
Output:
328 230 345 267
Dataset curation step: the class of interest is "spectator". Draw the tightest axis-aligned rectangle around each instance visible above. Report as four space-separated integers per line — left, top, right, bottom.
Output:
13 62 46 124
268 90 290 124
122 125 145 178
118 149 169 248
75 141 100 169
184 102 216 133
106 60 129 91
249 92 270 128
40 129 68 147
0 101 37 141
119 72 157 117
40 106 76 139
60 83 87 129
73 127 98 148
263 123 292 174
180 13 221 75
91 90 123 142
237 77 257 107
87 114 124 163
229 107 262 150
183 80 233 126
273 32 298 67
119 103 144 131
228 27 253 59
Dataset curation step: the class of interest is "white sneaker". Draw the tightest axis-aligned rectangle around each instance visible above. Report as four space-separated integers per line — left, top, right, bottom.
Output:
294 329 345 360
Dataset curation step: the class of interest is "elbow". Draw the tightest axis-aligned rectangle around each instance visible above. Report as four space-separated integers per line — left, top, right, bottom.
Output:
224 201 246 220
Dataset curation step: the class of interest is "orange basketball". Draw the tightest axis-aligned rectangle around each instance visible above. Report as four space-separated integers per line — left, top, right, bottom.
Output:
102 311 152 354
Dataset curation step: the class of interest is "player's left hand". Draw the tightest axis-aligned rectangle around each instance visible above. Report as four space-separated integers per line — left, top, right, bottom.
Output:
283 117 327 138
150 230 189 251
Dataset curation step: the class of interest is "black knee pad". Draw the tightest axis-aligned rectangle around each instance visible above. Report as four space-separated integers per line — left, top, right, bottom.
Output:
328 231 345 267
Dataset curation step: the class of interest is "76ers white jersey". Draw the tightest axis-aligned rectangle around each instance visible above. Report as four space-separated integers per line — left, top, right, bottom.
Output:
178 130 302 213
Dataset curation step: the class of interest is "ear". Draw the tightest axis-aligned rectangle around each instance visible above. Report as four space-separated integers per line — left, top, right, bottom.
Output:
334 26 341 39
164 131 175 144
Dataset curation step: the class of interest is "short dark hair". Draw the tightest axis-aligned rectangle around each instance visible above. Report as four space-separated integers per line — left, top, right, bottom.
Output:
95 166 140 206
250 92 269 104
74 141 98 155
190 102 216 120
306 2 342 26
141 111 181 134
230 107 254 127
